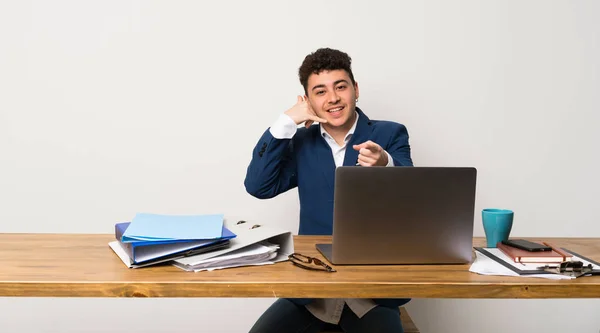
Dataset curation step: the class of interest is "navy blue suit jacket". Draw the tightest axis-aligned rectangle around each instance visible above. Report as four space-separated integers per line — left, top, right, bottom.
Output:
244 107 412 308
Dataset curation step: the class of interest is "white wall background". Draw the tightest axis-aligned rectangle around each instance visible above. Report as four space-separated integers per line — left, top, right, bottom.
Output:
1 0 599 332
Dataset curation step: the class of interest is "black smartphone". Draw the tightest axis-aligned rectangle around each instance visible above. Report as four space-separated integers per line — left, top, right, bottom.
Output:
501 239 552 252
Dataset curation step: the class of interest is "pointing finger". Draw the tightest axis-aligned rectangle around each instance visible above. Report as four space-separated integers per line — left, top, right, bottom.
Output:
356 154 377 167
364 140 381 151
355 140 381 153
353 141 377 152
359 147 377 158
358 153 376 164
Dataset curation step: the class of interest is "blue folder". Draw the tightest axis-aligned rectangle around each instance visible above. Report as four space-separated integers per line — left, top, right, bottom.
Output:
121 213 225 243
115 222 236 265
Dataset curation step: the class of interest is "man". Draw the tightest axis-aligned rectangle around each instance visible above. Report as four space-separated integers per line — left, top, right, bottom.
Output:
244 48 412 333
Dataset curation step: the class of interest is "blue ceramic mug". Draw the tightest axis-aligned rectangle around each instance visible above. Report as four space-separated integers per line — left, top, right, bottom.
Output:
482 209 514 248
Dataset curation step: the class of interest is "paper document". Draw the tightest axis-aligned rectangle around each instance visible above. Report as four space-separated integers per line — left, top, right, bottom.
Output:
122 213 224 242
173 242 279 272
469 250 574 280
471 248 600 280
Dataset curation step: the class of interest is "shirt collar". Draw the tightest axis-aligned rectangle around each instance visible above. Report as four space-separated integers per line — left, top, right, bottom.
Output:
320 111 359 143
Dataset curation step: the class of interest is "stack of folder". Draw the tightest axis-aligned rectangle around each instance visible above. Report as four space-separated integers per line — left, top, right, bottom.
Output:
108 213 237 268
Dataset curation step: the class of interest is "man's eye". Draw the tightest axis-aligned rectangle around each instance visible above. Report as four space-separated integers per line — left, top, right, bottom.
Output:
337 85 346 90
316 91 325 95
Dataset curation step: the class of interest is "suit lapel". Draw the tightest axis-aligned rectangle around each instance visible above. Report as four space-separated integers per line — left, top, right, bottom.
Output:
343 108 373 166
314 133 336 193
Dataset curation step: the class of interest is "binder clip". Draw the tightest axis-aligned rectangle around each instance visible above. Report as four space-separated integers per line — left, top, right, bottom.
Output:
538 261 600 278
237 220 261 229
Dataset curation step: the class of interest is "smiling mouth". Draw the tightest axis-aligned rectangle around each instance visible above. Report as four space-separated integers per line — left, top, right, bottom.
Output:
327 106 344 113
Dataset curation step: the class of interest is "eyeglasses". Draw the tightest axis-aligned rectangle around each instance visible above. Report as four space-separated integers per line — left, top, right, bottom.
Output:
288 253 336 272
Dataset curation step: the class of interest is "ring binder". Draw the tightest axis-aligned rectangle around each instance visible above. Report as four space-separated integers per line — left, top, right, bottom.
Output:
173 219 294 271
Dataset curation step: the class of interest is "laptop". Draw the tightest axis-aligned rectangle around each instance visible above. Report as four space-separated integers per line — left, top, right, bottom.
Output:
316 166 477 265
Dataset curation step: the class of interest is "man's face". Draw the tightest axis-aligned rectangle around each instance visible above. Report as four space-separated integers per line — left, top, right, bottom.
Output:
306 69 359 130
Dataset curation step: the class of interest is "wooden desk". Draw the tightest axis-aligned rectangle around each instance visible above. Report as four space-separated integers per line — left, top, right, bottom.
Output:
1 234 599 298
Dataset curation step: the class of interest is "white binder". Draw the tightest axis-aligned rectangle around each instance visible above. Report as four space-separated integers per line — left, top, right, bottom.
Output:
172 219 294 271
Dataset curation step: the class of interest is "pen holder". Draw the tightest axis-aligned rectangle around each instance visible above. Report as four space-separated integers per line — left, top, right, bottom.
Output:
482 209 513 248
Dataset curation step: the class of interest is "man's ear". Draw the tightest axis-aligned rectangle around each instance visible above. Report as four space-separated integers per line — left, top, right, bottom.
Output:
354 81 360 100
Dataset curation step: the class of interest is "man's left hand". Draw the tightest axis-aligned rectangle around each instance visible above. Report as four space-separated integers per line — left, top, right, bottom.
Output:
353 140 388 167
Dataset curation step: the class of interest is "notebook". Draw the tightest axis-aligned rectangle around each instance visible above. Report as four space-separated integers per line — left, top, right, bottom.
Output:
497 242 573 263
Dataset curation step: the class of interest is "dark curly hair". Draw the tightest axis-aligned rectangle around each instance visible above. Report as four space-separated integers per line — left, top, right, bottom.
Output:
298 48 356 94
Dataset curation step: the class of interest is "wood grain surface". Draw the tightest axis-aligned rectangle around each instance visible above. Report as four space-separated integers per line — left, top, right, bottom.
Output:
1 234 599 298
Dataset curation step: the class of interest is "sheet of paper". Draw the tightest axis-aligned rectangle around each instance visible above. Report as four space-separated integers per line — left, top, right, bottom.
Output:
469 251 574 280
174 260 276 272
122 213 224 242
193 242 277 263
172 242 279 272
192 250 277 269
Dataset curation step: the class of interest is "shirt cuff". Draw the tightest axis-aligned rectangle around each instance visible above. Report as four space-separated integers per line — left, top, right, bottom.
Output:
269 114 297 139
385 151 395 167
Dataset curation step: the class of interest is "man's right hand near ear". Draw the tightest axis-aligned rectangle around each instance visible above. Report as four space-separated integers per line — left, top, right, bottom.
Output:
285 96 328 129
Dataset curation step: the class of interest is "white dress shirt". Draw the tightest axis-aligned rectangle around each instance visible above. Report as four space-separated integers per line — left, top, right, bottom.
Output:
268 111 393 324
